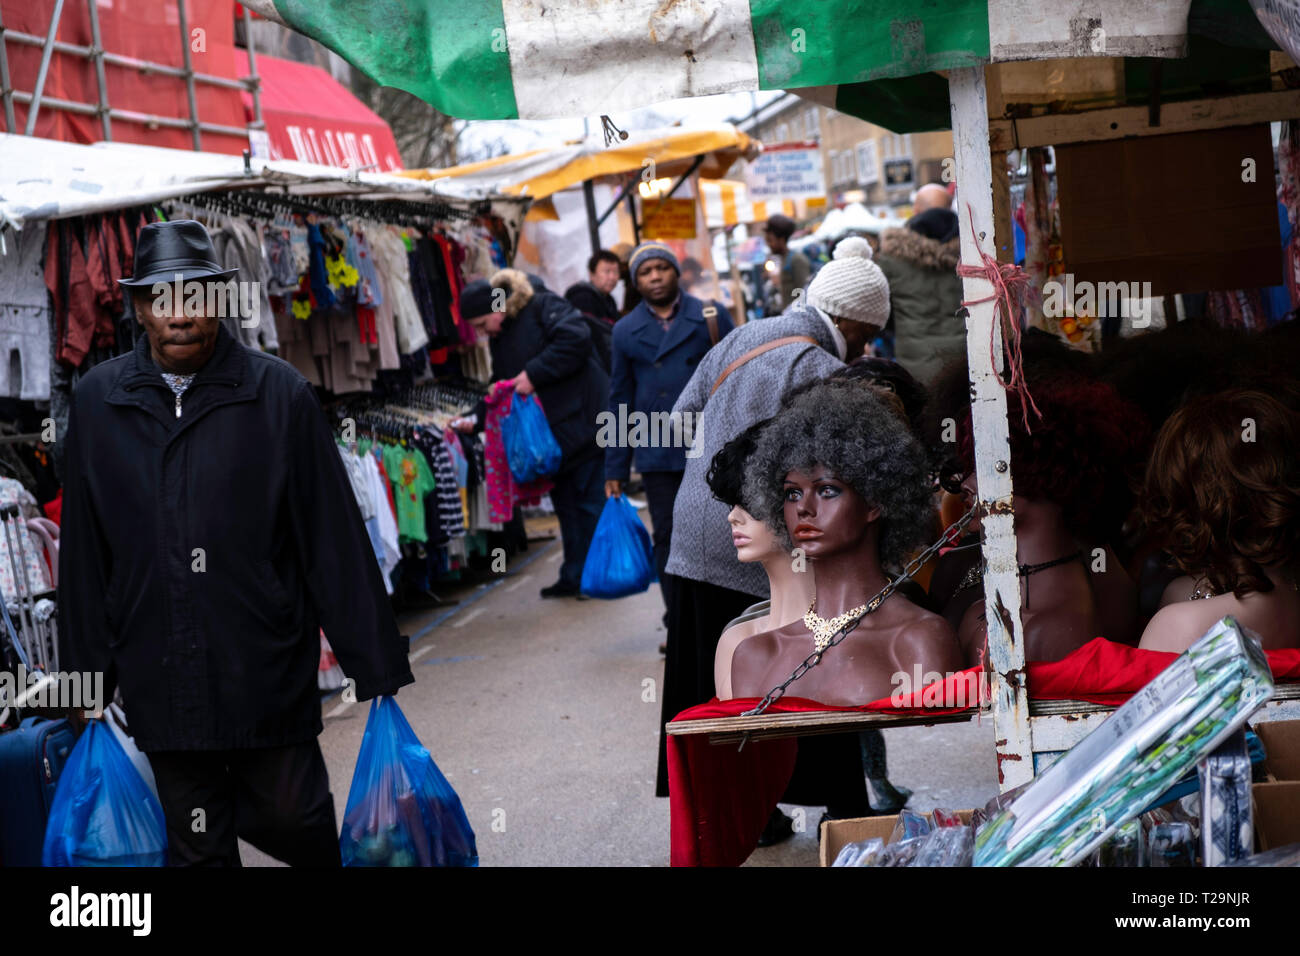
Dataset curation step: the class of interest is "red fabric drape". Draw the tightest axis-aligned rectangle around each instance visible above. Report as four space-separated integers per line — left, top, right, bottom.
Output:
669 638 1300 867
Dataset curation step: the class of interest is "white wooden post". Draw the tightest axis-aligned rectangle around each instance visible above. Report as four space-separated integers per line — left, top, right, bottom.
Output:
947 67 1034 791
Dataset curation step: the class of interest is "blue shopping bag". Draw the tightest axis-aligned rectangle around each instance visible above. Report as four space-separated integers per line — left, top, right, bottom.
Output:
580 495 657 598
502 392 563 483
42 721 167 867
340 696 478 867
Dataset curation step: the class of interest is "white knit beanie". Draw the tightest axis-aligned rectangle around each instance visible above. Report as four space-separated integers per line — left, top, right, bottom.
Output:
804 237 891 325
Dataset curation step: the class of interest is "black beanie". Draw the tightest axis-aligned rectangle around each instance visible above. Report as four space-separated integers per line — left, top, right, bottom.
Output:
459 278 496 319
907 207 960 243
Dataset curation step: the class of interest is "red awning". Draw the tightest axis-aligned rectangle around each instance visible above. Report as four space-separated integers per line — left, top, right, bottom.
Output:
236 51 403 172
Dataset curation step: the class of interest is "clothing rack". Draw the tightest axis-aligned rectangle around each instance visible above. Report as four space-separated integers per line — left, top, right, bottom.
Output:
173 188 490 227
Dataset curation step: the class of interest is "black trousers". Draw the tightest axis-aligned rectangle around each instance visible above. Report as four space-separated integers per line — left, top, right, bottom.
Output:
657 574 762 796
148 739 341 867
549 452 606 589
640 469 683 616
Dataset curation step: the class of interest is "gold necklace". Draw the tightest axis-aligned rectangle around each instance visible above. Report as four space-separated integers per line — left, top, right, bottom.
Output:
803 596 881 652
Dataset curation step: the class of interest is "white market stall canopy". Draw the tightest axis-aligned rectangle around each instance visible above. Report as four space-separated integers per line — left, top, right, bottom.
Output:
242 0 1284 125
0 134 527 232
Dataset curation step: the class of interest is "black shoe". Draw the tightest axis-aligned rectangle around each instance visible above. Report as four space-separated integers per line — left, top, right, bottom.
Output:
867 778 912 814
540 581 581 598
756 808 795 847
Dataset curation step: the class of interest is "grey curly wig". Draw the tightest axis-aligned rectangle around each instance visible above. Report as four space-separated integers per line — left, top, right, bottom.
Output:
743 379 935 568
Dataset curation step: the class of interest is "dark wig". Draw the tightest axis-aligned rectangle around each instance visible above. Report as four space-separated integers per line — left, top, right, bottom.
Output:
705 419 769 510
832 356 928 435
1143 388 1300 598
957 372 1148 541
744 380 934 568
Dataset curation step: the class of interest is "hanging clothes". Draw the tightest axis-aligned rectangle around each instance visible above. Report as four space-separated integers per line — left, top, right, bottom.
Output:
0 221 53 400
371 227 428 356
366 453 401 592
212 218 279 352
414 430 465 541
0 477 50 601
382 442 436 543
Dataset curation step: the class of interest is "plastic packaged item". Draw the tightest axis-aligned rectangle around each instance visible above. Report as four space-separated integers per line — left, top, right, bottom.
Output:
42 721 167 866
579 495 657 598
832 837 884 867
867 836 923 867
930 807 964 828
1095 818 1145 866
1228 842 1300 867
969 807 988 831
339 696 478 867
975 617 1273 867
501 392 562 483
889 808 932 844
1198 728 1253 867
911 825 975 866
1149 821 1196 867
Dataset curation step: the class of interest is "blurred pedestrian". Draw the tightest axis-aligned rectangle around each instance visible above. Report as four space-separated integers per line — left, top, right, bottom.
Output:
764 214 810 312
606 242 734 629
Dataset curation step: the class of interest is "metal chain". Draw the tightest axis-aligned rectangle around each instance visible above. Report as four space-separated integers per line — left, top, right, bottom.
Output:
740 504 981 717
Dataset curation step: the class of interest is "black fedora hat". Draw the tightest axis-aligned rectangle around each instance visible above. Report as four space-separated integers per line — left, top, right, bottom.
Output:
118 219 238 289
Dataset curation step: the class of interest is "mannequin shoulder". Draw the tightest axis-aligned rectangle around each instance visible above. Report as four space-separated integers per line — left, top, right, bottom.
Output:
1139 600 1217 653
886 603 960 665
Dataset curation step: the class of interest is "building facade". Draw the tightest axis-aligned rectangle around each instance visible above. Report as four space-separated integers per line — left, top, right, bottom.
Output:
736 93 953 215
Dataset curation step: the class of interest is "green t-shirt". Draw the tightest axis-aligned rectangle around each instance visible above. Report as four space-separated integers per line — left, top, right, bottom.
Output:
382 444 436 543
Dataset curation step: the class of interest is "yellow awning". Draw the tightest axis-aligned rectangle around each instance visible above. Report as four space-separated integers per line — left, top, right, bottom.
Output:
400 126 758 201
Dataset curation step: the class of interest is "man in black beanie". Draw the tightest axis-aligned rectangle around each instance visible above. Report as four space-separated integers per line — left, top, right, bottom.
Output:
455 269 609 598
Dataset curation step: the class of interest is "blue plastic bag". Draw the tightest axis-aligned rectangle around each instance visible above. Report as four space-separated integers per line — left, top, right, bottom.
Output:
340 696 478 867
580 495 657 598
42 721 167 867
501 392 563 483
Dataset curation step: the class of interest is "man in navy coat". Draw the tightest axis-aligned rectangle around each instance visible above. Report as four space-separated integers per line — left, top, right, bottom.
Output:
604 242 733 623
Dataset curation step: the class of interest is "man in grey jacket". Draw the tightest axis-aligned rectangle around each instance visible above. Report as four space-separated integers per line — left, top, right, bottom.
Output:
654 243 890 795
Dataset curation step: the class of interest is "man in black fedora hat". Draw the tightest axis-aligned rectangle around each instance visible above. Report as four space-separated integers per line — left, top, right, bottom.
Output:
58 220 414 866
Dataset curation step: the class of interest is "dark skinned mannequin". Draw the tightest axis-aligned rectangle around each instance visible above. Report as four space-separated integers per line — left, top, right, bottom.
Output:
731 467 960 705
955 479 1101 666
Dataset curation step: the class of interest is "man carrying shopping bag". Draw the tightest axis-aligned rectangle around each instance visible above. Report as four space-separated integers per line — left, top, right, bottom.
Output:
59 221 414 866
455 269 610 598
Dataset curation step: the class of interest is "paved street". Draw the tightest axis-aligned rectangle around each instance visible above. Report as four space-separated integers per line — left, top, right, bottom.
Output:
245 517 1001 867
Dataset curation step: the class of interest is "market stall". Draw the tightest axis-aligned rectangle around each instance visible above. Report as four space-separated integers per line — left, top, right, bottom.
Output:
0 133 531 682
211 0 1300 867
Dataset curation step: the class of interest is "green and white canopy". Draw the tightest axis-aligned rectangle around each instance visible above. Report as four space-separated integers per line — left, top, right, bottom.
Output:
244 0 1282 126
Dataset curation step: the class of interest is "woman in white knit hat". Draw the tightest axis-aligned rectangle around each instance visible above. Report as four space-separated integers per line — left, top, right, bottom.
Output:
798 236 891 362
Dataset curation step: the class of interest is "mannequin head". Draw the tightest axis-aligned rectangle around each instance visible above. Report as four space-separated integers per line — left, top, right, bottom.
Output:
745 379 933 570
1144 388 1300 598
957 372 1146 542
707 420 785 563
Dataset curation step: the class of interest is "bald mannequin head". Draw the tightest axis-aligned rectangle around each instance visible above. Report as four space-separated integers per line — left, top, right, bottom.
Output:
913 183 952 215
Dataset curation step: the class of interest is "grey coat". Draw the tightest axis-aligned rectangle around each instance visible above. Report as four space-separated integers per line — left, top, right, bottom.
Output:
665 305 844 596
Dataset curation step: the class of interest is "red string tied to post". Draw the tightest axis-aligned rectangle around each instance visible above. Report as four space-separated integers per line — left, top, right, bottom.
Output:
954 204 1041 432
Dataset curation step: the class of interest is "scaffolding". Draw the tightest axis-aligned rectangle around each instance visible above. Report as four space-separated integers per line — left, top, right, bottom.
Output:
0 0 263 147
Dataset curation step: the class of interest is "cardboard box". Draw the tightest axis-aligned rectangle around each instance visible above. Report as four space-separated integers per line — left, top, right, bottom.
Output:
820 810 973 867
1251 781 1300 852
1253 720 1300 782
1056 125 1281 297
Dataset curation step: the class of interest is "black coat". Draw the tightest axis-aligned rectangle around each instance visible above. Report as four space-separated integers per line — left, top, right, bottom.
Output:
482 270 609 471
58 325 413 751
563 281 617 373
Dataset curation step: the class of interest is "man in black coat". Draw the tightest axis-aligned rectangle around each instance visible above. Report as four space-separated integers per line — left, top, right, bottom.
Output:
456 268 609 598
59 221 414 867
564 249 621 373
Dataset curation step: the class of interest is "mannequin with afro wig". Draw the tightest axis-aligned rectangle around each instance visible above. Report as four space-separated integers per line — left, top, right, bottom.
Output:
728 379 960 707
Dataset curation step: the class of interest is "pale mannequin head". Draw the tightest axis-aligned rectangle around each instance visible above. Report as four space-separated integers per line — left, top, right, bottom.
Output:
727 504 784 563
